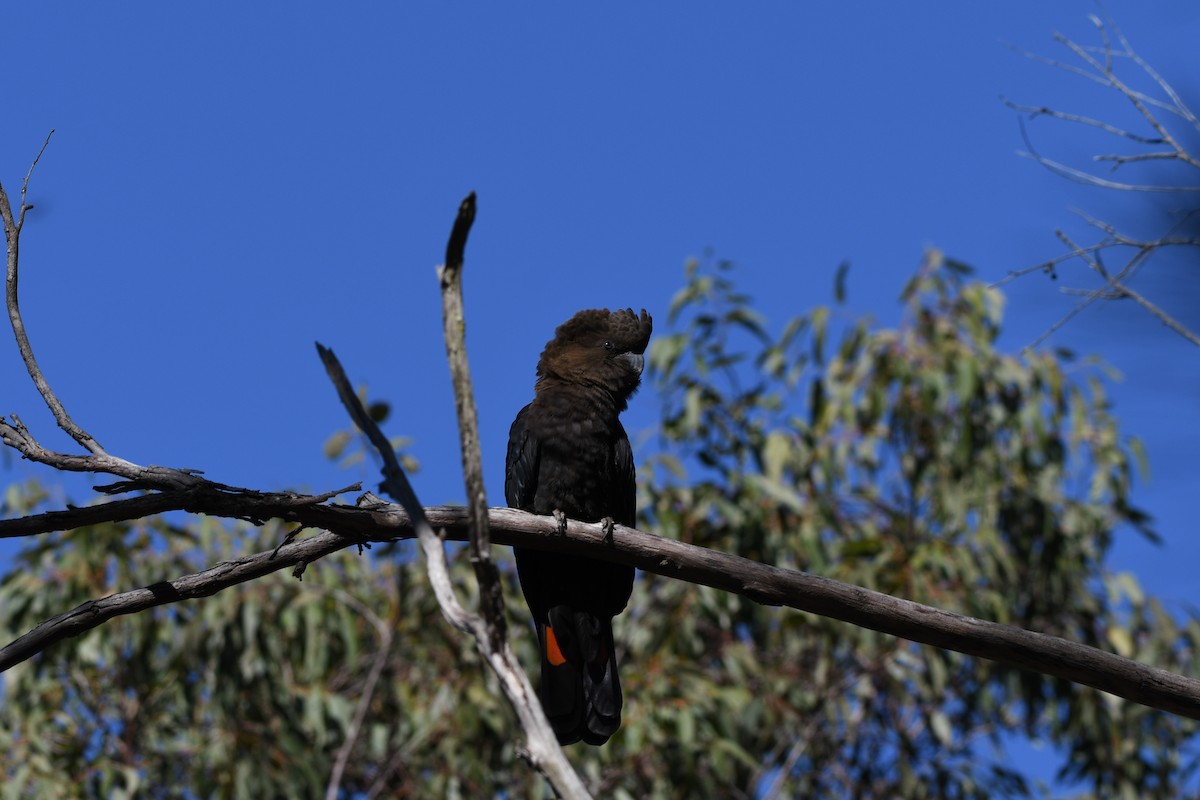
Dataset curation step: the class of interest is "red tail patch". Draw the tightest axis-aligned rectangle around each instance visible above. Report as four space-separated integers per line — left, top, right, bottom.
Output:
545 625 567 666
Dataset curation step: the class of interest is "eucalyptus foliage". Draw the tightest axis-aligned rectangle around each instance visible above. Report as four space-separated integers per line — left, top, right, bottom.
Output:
2 254 1197 798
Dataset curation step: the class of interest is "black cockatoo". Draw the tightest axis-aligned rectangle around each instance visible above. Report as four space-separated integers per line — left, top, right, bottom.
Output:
505 307 653 746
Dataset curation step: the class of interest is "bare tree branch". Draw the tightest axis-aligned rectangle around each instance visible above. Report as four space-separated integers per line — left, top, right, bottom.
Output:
1064 18 1199 170
428 193 585 790
435 191 507 649
1027 287 1104 349
1003 11 1200 347
995 210 1200 290
317 341 589 798
1 413 225 492
324 588 395 800
1112 21 1199 129
1074 217 1197 307
0 138 220 497
0 482 361 539
5 502 1200 722
1001 97 1165 144
1016 211 1200 349
438 194 601 796
1015 118 1200 193
1 131 113 456
313 194 588 797
1007 13 1200 186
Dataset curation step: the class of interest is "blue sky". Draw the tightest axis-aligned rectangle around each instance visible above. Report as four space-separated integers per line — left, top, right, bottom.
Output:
3 1 1199 791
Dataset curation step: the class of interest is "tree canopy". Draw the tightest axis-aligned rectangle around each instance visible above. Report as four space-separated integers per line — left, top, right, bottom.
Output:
3 254 1196 799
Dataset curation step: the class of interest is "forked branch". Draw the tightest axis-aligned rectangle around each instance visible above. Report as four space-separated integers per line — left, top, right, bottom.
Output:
1001 11 1200 347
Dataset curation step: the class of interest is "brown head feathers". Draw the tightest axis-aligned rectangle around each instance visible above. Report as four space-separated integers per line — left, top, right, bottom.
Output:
535 308 653 399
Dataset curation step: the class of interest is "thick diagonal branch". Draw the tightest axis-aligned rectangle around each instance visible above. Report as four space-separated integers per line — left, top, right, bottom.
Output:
316 342 589 799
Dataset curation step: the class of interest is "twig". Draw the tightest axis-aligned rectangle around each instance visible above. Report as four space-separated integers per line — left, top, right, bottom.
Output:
317 345 473 628
1068 17 1199 171
997 207 1200 294
1056 228 1108 279
1008 13 1200 189
325 590 395 800
1016 119 1200 192
1001 97 1163 144
759 712 827 800
1095 151 1187 168
0 521 339 672
1005 11 1200 346
18 131 55 231
0 138 197 491
314 347 432 552
1003 41 1181 118
1114 284 1200 345
1 132 112 456
1028 289 1104 349
1075 207 1200 247
1041 214 1200 348
1114 22 1199 128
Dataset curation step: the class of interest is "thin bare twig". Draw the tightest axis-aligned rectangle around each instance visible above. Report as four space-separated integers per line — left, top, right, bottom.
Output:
1003 40 1182 118
1008 13 1200 188
1026 229 1118 348
759 709 830 800
1095 151 1187 168
1056 228 1108 279
325 590 395 800
1002 97 1163 144
1109 281 1200 345
1028 287 1105 350
1029 226 1139 348
1117 30 1199 129
17 131 55 232
1005 10 1200 347
2 131 113 455
1070 17 1199 170
996 207 1200 293
1016 119 1200 192
1043 213 1200 348
1075 206 1200 249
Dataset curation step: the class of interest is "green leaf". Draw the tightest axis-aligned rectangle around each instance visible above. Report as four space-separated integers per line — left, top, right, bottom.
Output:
834 260 851 304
